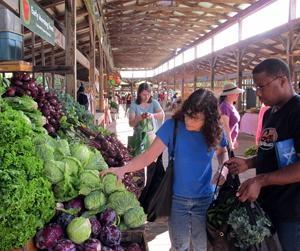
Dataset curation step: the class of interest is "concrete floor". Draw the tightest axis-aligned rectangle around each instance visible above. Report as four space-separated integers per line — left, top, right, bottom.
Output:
108 106 257 251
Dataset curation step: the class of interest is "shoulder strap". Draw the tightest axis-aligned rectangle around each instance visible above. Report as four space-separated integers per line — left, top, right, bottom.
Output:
170 119 178 160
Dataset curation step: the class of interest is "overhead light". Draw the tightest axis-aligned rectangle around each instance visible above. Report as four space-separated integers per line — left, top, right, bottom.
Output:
157 0 173 6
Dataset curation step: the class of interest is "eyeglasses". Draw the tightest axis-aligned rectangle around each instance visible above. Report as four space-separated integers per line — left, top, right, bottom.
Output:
254 76 282 91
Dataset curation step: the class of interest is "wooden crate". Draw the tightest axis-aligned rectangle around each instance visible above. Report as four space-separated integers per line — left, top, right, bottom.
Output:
0 60 32 72
122 228 149 251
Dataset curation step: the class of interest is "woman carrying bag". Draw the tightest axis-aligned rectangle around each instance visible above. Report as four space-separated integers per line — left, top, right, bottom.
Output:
101 89 228 251
128 82 164 156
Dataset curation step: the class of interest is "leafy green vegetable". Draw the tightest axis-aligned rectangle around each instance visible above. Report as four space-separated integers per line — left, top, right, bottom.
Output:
54 139 71 160
79 170 103 195
84 149 108 171
227 205 272 249
0 103 55 250
108 191 140 215
53 163 79 202
84 190 106 211
24 110 46 128
5 96 38 112
0 75 10 95
123 206 147 228
44 160 65 184
67 217 91 244
71 143 91 167
56 91 111 135
62 156 82 175
35 143 55 161
102 173 126 195
244 146 257 157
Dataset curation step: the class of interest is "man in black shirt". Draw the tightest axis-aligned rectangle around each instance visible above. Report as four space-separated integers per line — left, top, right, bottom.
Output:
226 58 300 250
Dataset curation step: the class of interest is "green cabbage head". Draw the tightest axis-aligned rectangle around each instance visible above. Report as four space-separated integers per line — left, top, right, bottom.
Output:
108 190 139 215
123 206 147 228
67 217 91 244
102 173 126 195
71 144 91 166
79 170 103 195
44 160 65 184
84 190 106 211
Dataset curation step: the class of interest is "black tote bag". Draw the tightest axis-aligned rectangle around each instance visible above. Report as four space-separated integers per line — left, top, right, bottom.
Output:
139 120 178 222
207 150 279 251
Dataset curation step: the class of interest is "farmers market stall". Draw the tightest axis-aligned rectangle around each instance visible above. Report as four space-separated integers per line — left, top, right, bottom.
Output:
0 74 148 251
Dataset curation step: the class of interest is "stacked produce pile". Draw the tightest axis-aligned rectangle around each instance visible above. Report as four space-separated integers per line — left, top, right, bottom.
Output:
0 76 147 250
4 73 63 136
0 96 55 250
86 131 145 198
56 92 110 138
34 171 146 250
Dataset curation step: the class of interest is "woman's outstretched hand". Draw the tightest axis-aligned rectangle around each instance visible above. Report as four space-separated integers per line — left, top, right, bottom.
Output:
100 167 126 182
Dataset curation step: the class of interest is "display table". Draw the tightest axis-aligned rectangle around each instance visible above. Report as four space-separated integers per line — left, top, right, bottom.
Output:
240 112 259 136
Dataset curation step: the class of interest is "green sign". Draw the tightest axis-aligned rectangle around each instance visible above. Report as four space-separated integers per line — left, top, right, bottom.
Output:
20 0 55 45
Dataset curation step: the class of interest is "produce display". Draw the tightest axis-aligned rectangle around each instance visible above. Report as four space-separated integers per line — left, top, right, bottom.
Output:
34 180 146 250
0 98 55 250
0 73 148 250
35 204 144 251
90 134 131 167
56 91 111 136
4 73 63 135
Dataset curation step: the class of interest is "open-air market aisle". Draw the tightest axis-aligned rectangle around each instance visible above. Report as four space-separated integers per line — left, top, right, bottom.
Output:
107 105 133 147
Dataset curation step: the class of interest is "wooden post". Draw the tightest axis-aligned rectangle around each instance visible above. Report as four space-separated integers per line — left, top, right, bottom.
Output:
103 54 108 93
51 46 55 89
65 0 77 99
233 48 245 111
31 32 35 78
99 42 105 112
41 39 45 87
89 17 96 90
210 57 217 90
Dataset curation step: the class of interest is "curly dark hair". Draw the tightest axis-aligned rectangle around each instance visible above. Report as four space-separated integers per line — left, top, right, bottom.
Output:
173 88 222 149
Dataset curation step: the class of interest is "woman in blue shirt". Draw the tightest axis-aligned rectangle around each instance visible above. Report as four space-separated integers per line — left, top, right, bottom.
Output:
128 83 164 154
102 88 228 251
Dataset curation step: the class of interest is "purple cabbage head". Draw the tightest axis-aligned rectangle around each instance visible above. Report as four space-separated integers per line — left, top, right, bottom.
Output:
53 239 76 251
99 225 121 247
89 217 102 237
65 197 85 213
99 208 117 226
56 212 75 229
35 223 64 249
83 238 102 251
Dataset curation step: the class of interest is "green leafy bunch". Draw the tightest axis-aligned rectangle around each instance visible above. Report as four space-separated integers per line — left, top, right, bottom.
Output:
0 102 55 250
227 205 272 249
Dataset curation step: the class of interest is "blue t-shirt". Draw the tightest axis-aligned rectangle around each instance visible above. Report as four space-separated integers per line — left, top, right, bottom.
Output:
156 119 227 198
129 100 162 132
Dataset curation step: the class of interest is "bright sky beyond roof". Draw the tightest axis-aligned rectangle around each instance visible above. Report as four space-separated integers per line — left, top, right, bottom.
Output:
120 0 296 79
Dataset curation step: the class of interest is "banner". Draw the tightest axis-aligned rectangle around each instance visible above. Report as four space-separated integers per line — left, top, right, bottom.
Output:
20 0 55 45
